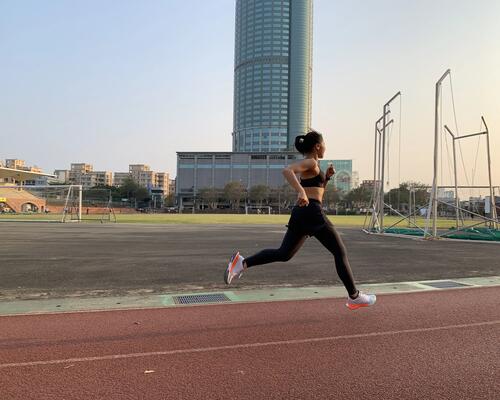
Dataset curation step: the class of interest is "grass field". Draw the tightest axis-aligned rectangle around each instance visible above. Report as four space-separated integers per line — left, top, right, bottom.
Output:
0 212 490 229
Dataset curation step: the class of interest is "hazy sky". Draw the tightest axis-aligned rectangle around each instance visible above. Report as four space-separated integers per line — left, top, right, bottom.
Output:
1 0 499 189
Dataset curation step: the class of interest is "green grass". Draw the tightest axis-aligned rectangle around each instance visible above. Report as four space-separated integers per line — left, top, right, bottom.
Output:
115 213 367 225
0 214 63 222
1 212 491 229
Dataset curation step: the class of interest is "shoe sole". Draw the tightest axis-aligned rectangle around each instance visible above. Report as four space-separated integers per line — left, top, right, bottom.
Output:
224 252 239 285
346 301 376 310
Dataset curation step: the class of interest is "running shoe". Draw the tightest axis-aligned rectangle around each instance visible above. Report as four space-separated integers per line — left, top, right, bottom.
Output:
346 291 376 310
224 251 245 285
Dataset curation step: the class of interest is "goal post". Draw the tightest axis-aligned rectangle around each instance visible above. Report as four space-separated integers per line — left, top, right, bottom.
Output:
245 205 272 215
0 184 115 223
61 185 83 222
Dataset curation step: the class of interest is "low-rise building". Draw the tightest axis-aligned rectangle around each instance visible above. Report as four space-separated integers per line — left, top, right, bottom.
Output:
176 152 354 209
54 170 70 184
176 151 300 209
67 163 111 188
6 159 26 170
113 172 131 187
1 159 46 184
168 179 176 196
69 163 93 185
116 164 169 195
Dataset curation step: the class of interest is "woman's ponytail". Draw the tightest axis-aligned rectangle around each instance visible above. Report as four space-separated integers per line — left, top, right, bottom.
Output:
294 131 323 155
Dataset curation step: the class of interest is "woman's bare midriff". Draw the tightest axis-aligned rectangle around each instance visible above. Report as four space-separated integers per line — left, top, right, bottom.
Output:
299 165 325 203
304 187 324 203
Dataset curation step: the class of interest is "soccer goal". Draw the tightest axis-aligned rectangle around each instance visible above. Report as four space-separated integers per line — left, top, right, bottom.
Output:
245 205 272 215
0 184 83 222
78 186 117 223
0 185 117 223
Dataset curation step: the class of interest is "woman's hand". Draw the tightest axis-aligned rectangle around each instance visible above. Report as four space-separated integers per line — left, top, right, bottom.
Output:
297 189 309 207
326 162 336 179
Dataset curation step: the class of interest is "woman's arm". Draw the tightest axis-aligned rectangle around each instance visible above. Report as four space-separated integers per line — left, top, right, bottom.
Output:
325 162 335 179
282 158 316 192
282 159 317 206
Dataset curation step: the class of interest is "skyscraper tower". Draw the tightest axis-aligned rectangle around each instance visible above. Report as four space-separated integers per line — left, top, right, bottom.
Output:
232 0 313 152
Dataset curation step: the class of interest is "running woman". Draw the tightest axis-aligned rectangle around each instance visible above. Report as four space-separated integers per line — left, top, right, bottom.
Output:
224 130 376 310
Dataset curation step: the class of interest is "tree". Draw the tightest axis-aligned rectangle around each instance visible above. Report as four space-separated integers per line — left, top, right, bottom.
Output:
324 184 342 209
249 185 270 206
269 184 295 211
164 193 175 207
85 186 113 203
384 181 429 211
198 187 220 209
345 186 372 208
119 177 150 206
223 181 246 210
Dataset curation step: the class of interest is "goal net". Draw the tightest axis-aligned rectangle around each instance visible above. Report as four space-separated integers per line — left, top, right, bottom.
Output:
0 185 116 223
245 205 272 215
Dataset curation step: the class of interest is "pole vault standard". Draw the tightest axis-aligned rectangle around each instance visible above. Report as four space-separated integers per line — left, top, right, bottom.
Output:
366 70 498 239
483 117 498 228
379 92 401 232
366 112 393 232
365 94 400 233
381 185 500 235
426 69 451 238
425 69 498 237
443 117 497 230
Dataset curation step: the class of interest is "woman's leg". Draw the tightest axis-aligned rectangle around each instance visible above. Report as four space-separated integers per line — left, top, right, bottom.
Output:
245 228 308 268
312 222 358 297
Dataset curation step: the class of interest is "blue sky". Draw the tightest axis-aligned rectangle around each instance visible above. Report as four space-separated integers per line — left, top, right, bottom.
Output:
1 0 499 188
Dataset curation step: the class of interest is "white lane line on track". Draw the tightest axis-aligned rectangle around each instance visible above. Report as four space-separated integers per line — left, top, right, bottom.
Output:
1 320 499 369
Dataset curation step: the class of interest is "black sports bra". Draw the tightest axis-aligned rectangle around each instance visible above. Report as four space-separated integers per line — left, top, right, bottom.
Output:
300 169 327 188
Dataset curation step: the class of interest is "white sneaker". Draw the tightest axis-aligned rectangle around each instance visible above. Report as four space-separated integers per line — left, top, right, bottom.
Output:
224 251 245 285
346 291 376 310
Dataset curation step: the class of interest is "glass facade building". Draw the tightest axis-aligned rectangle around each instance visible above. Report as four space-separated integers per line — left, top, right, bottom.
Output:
232 0 313 152
319 159 353 193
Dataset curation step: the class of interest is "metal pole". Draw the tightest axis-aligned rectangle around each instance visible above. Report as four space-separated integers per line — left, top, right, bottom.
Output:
413 189 417 225
371 122 381 231
373 121 379 198
377 130 382 187
374 112 389 187
431 79 441 236
452 138 459 228
494 187 498 228
380 92 401 233
376 129 382 229
408 186 413 227
373 121 395 230
380 110 387 232
78 185 83 222
482 117 497 227
445 125 459 229
427 69 451 238
278 188 281 215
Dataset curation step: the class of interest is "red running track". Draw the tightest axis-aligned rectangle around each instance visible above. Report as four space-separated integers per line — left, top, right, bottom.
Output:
1 287 499 400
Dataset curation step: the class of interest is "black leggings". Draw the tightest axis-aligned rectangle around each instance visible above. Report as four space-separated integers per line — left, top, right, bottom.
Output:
244 221 357 296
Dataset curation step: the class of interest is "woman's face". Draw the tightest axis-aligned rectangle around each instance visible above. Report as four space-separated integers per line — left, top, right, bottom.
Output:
316 140 326 158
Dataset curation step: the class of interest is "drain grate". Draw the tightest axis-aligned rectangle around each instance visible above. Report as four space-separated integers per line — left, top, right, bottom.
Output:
421 281 471 289
173 293 231 305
